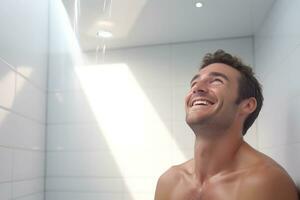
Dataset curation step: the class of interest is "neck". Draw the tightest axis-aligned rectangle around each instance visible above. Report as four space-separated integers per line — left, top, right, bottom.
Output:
193 128 243 184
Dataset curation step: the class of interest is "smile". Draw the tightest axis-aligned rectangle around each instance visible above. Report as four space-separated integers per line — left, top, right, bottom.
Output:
191 98 215 107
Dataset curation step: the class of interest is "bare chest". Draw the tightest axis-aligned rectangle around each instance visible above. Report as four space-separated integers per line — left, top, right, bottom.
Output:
170 178 240 200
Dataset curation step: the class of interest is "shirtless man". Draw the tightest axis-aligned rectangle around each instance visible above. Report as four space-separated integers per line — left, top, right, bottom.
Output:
154 50 298 200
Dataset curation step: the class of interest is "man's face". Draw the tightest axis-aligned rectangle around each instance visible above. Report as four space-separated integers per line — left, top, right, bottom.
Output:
185 63 242 133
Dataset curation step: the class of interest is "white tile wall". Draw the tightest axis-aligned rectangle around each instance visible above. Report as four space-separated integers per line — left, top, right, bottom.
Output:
255 0 300 191
0 0 48 90
47 91 97 124
47 124 107 151
47 151 123 177
0 60 15 109
46 36 254 199
260 143 300 187
3 0 293 199
125 45 171 88
142 87 172 121
13 150 45 181
171 38 254 86
0 147 12 183
15 193 44 200
46 192 123 200
172 85 190 121
47 62 82 92
0 109 45 150
14 74 46 123
0 183 11 200
255 0 300 80
46 177 124 192
12 179 44 199
0 0 48 199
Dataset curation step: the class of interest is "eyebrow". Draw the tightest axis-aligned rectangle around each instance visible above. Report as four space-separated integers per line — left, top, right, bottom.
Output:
190 71 229 85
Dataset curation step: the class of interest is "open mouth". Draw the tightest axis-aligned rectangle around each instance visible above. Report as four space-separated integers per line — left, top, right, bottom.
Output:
191 98 215 107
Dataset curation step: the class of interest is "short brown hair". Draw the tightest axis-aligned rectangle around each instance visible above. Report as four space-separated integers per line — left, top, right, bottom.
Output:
200 49 263 135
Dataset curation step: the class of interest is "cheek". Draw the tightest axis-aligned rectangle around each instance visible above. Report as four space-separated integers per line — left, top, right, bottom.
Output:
185 91 192 106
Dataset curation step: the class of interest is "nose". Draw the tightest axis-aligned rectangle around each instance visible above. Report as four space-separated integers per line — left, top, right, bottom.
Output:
192 81 208 94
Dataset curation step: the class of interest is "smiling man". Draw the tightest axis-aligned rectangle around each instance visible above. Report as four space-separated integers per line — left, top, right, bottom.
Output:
154 50 298 200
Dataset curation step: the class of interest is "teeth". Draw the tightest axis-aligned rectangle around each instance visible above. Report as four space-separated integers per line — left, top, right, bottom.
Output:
193 100 210 106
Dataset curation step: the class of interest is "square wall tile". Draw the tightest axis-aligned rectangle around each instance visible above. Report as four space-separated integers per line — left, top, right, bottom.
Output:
0 147 12 183
47 123 107 151
0 183 11 200
141 87 172 121
0 109 16 147
14 74 46 122
125 45 171 87
13 117 45 151
48 61 82 92
46 151 123 177
13 150 45 180
14 193 44 200
0 110 45 150
47 91 96 124
12 178 44 199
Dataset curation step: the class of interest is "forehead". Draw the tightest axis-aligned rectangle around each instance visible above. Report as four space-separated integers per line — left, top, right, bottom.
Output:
198 63 241 81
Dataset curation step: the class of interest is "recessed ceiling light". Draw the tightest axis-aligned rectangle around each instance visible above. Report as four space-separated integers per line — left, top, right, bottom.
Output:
98 20 115 28
96 30 113 38
195 2 203 8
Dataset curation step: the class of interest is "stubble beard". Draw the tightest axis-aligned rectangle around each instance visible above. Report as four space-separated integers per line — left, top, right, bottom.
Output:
186 101 238 137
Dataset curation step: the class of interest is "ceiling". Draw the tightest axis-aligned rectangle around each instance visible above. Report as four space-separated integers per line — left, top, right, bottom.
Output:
62 0 275 51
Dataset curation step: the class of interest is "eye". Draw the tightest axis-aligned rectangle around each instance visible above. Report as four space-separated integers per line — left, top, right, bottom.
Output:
210 78 223 84
190 81 197 88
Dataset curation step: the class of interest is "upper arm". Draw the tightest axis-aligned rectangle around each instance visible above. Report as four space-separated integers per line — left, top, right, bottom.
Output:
239 167 298 200
154 175 169 200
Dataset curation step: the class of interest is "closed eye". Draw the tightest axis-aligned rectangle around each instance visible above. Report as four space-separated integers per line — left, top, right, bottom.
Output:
210 78 223 84
190 81 197 88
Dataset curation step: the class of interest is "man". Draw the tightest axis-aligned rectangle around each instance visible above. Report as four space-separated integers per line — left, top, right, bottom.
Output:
154 50 298 200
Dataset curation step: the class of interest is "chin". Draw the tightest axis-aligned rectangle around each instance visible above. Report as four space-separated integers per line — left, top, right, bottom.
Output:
185 114 209 127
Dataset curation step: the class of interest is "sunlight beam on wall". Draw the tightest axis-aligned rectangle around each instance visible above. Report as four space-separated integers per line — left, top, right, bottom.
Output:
52 1 187 198
76 64 186 198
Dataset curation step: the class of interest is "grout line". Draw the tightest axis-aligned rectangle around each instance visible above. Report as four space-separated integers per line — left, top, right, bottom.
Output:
0 176 45 184
12 191 44 200
0 105 46 125
44 0 51 198
10 148 14 199
0 145 45 152
46 175 157 179
45 190 126 194
47 85 174 94
0 56 47 93
47 121 99 125
83 35 253 53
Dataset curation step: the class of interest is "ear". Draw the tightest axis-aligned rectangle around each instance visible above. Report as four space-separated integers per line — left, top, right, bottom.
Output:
239 97 257 116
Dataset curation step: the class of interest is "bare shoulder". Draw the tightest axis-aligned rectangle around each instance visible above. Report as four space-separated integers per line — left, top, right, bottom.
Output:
154 160 193 200
238 153 298 200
